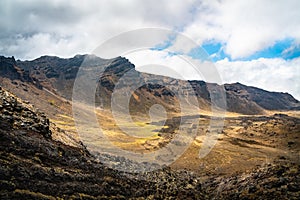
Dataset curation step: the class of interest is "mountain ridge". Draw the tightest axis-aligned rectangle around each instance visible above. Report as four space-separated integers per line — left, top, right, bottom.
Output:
1 54 299 115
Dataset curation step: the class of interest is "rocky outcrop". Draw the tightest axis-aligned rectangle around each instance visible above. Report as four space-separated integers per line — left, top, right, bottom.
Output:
225 82 300 111
204 161 300 199
0 86 51 138
0 56 32 82
0 56 19 79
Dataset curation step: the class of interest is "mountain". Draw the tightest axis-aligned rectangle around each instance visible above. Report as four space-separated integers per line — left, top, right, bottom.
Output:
0 55 299 199
1 78 299 199
1 55 298 115
224 82 300 112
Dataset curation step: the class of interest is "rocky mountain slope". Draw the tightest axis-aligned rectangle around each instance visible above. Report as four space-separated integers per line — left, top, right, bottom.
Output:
1 54 300 199
0 86 208 199
1 80 299 199
0 55 297 115
225 82 300 113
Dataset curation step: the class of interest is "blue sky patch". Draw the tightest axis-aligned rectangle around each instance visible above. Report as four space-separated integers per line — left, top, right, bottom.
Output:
187 45 211 61
187 41 228 62
151 37 300 62
199 38 300 62
239 38 295 61
150 33 177 51
282 43 300 60
201 42 227 62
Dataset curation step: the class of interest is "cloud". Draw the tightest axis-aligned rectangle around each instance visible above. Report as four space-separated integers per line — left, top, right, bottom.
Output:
182 0 300 59
0 0 198 59
215 57 300 100
125 49 205 81
1 0 300 60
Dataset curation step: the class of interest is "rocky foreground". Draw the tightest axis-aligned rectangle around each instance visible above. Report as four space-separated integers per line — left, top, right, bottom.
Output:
0 86 299 199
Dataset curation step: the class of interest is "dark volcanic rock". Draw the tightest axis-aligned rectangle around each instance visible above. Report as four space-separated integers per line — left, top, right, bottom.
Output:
225 82 300 111
204 161 300 199
104 56 135 76
0 87 51 138
0 56 32 82
0 56 19 79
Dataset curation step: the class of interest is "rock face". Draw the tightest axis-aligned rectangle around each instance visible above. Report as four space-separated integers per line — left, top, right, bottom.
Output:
0 86 51 138
225 82 300 111
0 56 32 82
0 54 297 115
204 161 300 199
16 54 107 99
0 56 19 79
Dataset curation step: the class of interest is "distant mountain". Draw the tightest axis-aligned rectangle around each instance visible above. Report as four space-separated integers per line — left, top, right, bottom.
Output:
224 82 300 112
1 55 299 115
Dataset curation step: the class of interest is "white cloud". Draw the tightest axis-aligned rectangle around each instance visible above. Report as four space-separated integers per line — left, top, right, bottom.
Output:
125 50 205 81
0 0 198 59
1 0 300 60
182 0 300 59
215 57 300 100
3 33 92 60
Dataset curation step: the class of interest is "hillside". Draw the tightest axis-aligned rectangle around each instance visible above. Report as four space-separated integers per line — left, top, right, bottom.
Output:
0 78 299 199
0 55 300 199
0 86 208 199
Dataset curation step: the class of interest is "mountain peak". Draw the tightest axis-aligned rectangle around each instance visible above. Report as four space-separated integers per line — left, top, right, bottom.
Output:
105 56 135 73
0 55 16 65
0 55 30 81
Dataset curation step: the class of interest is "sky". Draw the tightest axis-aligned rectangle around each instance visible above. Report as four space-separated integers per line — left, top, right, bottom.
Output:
0 0 299 99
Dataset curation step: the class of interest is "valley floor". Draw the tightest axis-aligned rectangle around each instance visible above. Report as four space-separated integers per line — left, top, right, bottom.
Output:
0 83 299 199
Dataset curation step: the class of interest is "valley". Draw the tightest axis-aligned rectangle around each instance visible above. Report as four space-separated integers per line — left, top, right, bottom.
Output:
0 55 299 199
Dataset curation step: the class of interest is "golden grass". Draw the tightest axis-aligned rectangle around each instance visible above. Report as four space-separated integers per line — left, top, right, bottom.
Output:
265 110 300 118
50 102 299 174
13 189 56 200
